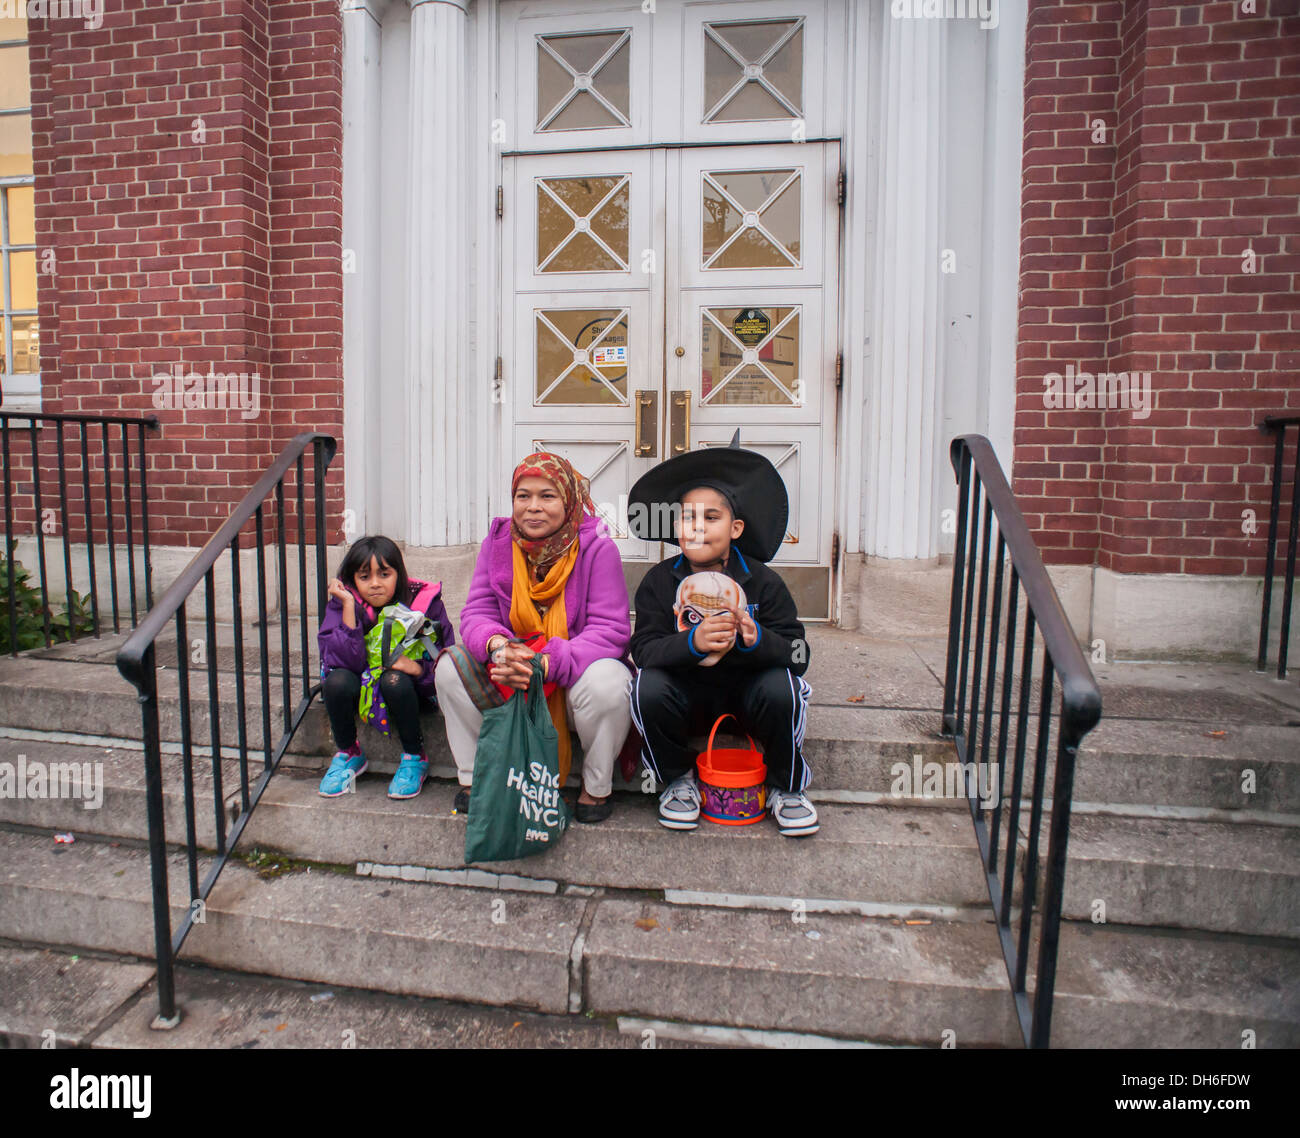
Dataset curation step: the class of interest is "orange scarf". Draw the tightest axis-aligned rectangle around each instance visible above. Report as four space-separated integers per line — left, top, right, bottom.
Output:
508 538 579 786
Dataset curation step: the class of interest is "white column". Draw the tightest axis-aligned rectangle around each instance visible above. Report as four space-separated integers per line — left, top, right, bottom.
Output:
862 10 949 560
342 0 390 538
405 0 473 546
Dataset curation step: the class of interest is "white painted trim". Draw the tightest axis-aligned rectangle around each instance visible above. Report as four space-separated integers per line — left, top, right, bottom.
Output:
472 0 502 539
979 0 1026 475
341 3 385 539
405 0 474 545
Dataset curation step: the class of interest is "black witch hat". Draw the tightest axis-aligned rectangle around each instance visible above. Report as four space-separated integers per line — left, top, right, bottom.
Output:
626 430 788 562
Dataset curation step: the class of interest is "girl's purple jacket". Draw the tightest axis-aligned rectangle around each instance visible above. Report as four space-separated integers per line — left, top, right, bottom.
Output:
317 577 454 700
460 515 631 687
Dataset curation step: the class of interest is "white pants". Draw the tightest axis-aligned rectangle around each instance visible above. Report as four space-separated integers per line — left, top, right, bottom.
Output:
435 653 632 798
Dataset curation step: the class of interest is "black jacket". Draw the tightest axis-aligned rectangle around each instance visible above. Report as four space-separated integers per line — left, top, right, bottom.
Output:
630 546 810 679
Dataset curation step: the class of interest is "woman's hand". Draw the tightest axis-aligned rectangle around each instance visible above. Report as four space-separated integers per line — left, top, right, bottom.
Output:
692 611 737 657
328 578 357 628
489 641 536 691
388 655 423 677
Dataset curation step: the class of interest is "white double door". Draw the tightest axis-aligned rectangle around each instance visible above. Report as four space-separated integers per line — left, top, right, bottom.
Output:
503 142 840 617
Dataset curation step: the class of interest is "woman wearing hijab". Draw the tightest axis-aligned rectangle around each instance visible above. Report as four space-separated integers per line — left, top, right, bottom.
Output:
435 452 632 823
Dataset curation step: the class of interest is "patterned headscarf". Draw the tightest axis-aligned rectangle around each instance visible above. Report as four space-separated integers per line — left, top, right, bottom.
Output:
510 451 595 576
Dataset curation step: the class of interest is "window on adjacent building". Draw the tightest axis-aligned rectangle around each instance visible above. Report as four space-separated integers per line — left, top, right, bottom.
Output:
0 13 36 411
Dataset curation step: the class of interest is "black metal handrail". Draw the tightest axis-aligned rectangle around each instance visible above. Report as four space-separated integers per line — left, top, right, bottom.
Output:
1257 414 1299 679
0 410 160 654
116 432 336 1027
941 434 1102 1048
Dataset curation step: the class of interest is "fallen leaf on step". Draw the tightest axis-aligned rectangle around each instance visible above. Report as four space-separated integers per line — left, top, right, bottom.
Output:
904 919 931 926
846 694 866 703
276 1023 287 1031
634 917 659 931
1204 730 1227 738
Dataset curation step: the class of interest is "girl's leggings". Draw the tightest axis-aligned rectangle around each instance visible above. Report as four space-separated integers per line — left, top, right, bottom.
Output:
322 667 424 755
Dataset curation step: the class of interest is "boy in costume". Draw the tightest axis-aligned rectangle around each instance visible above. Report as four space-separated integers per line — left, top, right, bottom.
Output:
627 433 817 836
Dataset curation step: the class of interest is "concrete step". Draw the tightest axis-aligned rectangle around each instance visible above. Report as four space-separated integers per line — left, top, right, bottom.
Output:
0 741 990 911
11 651 1300 817
3 828 1295 1047
0 828 584 1015
0 945 713 1049
1059 814 1300 939
5 739 1295 937
244 776 991 911
1074 719 1300 815
0 656 333 758
582 899 1300 1048
0 658 955 793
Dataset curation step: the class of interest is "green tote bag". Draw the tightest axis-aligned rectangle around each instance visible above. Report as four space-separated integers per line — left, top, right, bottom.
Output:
464 657 570 863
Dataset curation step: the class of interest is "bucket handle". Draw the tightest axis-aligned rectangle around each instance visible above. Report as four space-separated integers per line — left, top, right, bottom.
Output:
705 713 759 760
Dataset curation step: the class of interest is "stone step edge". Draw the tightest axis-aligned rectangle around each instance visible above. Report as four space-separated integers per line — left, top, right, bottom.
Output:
6 726 1296 825
613 1015 919 1049
0 834 1005 1044
353 860 997 922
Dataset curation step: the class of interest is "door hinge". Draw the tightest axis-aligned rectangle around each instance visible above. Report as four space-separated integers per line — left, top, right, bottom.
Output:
837 169 846 206
835 351 843 390
831 530 840 567
496 185 503 219
493 356 503 401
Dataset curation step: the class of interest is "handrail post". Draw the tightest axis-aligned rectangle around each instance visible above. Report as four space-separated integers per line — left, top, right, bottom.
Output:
1257 422 1284 671
137 640 180 1028
1030 713 1084 1049
942 442 971 736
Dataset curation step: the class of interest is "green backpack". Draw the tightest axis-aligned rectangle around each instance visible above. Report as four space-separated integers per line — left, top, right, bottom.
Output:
356 604 440 722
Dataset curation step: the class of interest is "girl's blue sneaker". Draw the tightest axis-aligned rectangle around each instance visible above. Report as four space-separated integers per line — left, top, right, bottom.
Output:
319 749 367 797
388 753 429 799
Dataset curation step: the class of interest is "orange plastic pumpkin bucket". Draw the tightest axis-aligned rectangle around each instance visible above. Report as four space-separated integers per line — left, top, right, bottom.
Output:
697 713 767 825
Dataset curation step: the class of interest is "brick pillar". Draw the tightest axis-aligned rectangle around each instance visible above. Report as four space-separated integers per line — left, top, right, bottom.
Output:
27 0 344 551
1015 0 1299 575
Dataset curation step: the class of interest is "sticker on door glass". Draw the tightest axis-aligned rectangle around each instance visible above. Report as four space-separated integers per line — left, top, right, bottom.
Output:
733 308 770 345
591 344 627 366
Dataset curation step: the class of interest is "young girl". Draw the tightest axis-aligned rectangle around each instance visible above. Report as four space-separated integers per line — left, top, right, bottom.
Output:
317 535 454 799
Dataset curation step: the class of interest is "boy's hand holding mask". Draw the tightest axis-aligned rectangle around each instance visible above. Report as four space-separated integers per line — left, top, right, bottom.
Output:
674 571 748 666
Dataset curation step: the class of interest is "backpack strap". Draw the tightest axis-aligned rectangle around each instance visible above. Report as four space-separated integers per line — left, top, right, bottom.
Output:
380 612 405 670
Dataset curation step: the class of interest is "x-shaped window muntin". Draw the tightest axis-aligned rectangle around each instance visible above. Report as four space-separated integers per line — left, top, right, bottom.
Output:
701 306 800 405
702 167 801 269
703 17 804 122
537 30 632 130
535 309 631 405
536 174 631 272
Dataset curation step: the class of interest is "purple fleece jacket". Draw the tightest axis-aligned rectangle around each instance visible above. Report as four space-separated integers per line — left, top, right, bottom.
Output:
460 515 631 687
317 577 454 701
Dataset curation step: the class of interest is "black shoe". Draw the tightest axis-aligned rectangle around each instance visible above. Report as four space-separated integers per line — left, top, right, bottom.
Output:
574 797 612 824
453 788 470 815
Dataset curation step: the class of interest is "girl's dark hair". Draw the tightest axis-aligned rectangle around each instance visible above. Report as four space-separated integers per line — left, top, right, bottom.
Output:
337 536 411 608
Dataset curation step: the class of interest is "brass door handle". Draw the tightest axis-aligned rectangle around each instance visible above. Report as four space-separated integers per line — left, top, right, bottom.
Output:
634 389 658 457
670 390 691 454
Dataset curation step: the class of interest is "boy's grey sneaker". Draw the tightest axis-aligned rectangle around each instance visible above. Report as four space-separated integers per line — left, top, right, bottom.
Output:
658 773 701 830
768 788 819 836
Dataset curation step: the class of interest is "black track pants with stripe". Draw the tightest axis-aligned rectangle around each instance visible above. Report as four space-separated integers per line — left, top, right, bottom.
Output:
630 665 812 792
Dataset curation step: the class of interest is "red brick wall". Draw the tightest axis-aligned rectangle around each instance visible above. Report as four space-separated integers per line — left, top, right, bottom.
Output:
1015 0 1299 575
18 0 343 553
